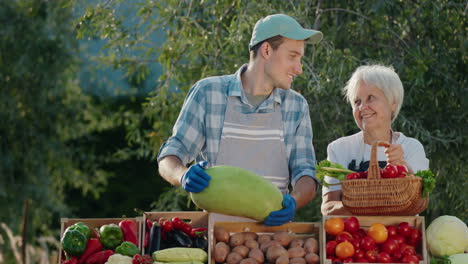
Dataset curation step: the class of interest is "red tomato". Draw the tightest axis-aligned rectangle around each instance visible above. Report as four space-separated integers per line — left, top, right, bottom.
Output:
171 217 185 230
354 248 365 259
346 172 362 180
365 249 379 262
350 239 360 250
343 258 354 263
386 225 397 236
381 239 398 254
360 236 376 251
181 222 192 235
355 257 369 263
360 171 368 178
392 248 403 262
325 217 345 236
389 235 406 245
357 228 368 239
336 231 353 243
344 216 360 233
368 223 388 243
397 222 412 237
382 164 399 178
396 165 408 177
336 241 355 259
377 252 392 263
161 220 173 232
402 254 419 264
326 240 338 256
407 228 422 247
400 244 416 256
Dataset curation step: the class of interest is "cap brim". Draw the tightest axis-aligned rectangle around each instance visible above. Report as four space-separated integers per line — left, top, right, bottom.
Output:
282 29 323 44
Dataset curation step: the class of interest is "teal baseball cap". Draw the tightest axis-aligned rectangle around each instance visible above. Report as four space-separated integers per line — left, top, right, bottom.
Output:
249 14 323 50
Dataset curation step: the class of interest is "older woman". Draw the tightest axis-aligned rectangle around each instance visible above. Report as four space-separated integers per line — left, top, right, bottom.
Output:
321 65 429 216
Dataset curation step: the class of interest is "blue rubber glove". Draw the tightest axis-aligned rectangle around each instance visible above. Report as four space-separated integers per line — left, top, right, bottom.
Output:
180 161 211 193
264 194 296 226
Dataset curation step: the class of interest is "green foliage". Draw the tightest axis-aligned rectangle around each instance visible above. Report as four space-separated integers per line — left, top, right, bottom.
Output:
74 0 466 221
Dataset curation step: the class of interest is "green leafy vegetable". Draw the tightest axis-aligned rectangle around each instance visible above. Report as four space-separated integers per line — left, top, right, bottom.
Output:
415 169 436 197
316 160 355 187
430 256 451 264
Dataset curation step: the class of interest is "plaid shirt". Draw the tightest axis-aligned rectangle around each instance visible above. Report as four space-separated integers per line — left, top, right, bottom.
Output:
157 65 317 187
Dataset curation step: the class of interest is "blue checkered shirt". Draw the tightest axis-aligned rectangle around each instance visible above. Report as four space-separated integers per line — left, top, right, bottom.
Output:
157 65 317 187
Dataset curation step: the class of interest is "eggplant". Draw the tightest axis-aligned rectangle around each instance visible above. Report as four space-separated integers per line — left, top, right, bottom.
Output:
147 223 161 255
171 229 193 247
193 235 208 251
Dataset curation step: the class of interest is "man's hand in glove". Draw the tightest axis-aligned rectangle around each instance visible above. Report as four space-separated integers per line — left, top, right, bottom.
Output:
180 161 211 193
264 194 296 226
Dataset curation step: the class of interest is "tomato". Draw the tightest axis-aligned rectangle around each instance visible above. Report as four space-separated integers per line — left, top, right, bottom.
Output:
381 239 398 254
382 164 399 178
326 240 338 256
397 222 412 237
389 234 406 245
354 248 365 259
365 249 378 262
392 248 403 262
344 216 360 233
368 223 388 243
350 238 360 250
346 172 362 180
360 236 376 251
402 254 419 264
325 217 345 236
357 228 368 239
160 220 173 232
396 165 408 177
336 231 353 243
355 257 369 263
400 244 416 256
336 241 355 259
386 225 397 236
407 228 422 247
377 252 392 263
360 171 368 179
181 222 193 235
171 217 185 230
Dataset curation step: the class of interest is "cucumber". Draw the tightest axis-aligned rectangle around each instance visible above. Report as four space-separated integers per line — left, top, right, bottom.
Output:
190 165 283 221
152 248 208 262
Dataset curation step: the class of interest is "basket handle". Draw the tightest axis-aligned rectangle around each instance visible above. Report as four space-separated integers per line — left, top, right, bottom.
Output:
368 141 391 179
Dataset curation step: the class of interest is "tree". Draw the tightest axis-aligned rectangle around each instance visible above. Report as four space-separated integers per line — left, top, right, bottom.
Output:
75 0 467 222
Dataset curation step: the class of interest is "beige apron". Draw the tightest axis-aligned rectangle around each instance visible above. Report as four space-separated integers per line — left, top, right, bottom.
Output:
209 96 290 224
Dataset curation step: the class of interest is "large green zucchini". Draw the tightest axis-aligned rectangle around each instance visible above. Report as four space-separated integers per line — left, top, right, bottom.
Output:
190 165 283 221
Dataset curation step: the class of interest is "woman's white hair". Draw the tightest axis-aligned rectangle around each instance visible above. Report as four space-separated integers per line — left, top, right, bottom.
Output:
344 64 404 122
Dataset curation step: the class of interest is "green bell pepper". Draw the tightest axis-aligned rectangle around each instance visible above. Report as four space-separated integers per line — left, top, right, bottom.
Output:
61 229 88 256
115 241 139 257
67 222 92 239
99 223 123 249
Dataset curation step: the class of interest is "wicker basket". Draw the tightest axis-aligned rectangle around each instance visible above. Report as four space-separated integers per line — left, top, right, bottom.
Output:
341 141 428 215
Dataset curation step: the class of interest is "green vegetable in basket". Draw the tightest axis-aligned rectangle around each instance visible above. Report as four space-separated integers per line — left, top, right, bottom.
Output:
414 169 436 197
66 222 92 239
99 224 124 249
115 241 139 257
316 160 355 187
61 229 88 256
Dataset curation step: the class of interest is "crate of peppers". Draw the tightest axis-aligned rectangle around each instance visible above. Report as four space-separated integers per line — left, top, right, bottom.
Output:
59 217 144 264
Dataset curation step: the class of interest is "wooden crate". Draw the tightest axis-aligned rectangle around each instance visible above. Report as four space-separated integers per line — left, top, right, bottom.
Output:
142 211 209 255
211 221 323 264
322 215 428 264
59 217 143 264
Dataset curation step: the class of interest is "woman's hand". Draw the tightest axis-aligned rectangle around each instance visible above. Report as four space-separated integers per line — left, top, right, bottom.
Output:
384 143 406 166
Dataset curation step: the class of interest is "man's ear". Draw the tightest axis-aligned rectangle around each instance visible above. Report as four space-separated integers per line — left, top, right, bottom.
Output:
260 42 271 59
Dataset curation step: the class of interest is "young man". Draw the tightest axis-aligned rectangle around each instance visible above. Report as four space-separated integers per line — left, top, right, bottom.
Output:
158 14 322 226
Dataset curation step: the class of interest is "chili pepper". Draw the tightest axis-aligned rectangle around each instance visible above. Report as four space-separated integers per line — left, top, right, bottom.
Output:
63 257 79 264
132 254 153 264
171 217 185 230
180 222 193 236
78 238 102 264
67 222 92 240
84 250 114 264
115 241 139 257
119 219 139 246
189 227 207 238
147 222 161 255
61 229 88 256
99 224 123 249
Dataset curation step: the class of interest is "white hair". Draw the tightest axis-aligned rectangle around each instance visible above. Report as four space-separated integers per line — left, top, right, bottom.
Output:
344 64 404 122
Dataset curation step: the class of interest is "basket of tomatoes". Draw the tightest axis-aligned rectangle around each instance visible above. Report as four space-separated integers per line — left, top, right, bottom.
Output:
323 216 427 264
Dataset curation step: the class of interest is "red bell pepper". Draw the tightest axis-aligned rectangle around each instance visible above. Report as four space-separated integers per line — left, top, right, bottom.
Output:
63 257 78 264
119 219 139 246
84 250 114 264
78 238 103 264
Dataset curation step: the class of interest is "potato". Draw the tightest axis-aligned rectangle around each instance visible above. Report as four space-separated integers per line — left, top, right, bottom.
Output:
288 247 306 258
239 258 258 264
226 252 243 264
214 226 230 243
289 257 306 264
260 240 281 253
230 233 246 247
248 248 265 264
232 245 250 258
289 239 304 248
257 234 272 245
244 239 259 249
214 241 230 263
275 255 289 264
266 245 288 263
242 232 258 241
304 253 319 264
273 231 292 247
303 238 318 254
